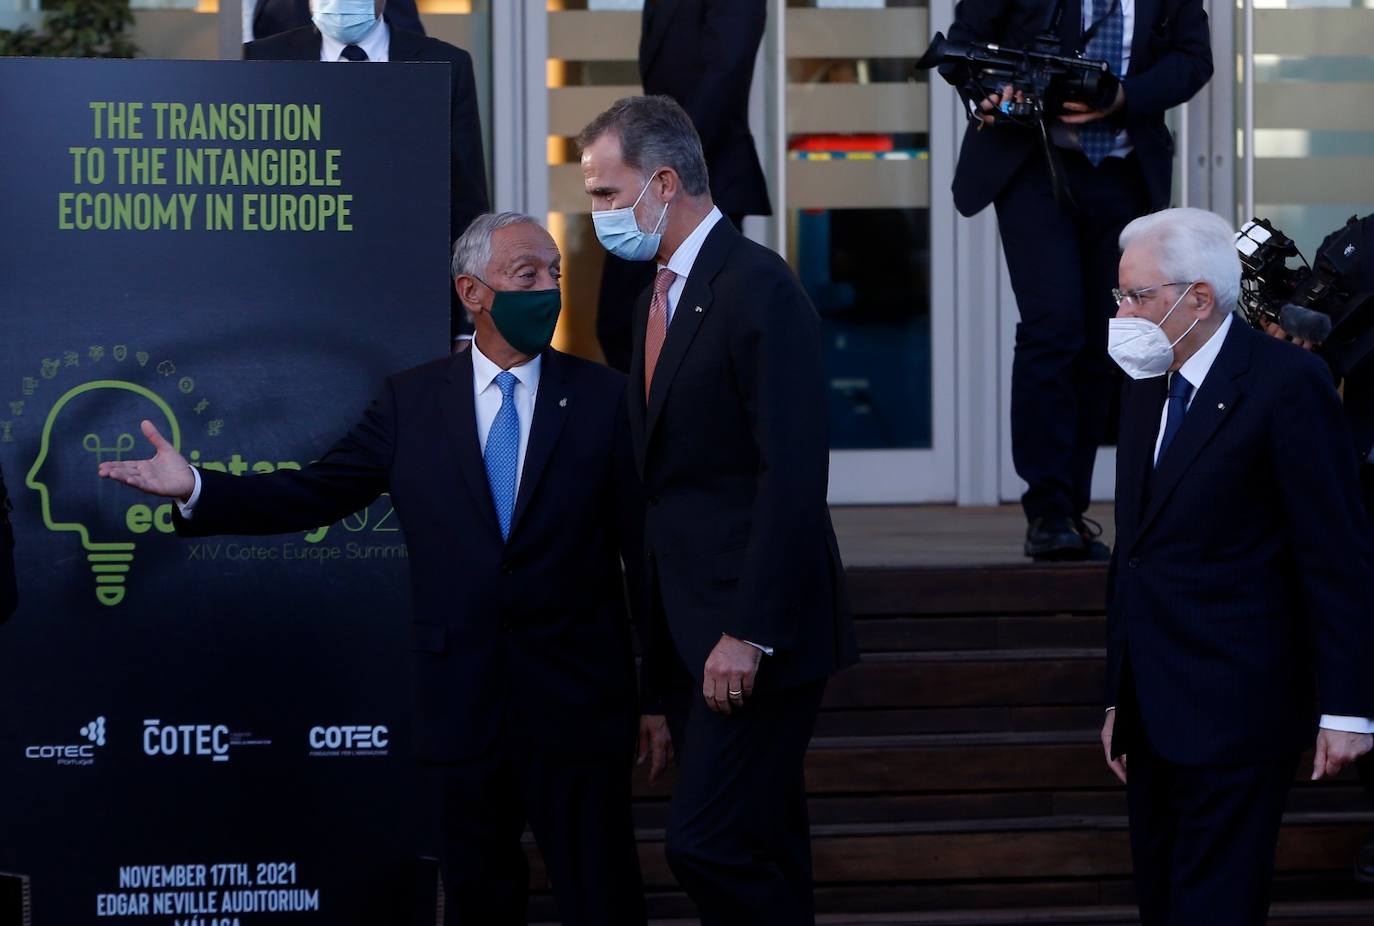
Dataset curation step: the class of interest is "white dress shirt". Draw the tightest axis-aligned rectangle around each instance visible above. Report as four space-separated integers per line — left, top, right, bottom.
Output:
1050 0 1134 158
178 336 540 518
471 337 540 492
1142 311 1372 735
319 18 390 62
241 0 256 44
659 206 724 327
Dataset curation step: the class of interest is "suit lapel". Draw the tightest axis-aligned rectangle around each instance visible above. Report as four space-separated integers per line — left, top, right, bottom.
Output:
439 349 501 539
1118 375 1166 547
387 26 420 61
639 0 679 74
1134 320 1251 542
644 219 737 443
1057 0 1083 51
509 350 571 538
1128 0 1160 75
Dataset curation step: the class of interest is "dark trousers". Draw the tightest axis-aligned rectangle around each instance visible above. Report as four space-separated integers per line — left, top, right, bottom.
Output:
1126 734 1299 925
994 149 1151 520
663 678 825 926
428 743 646 926
597 212 747 373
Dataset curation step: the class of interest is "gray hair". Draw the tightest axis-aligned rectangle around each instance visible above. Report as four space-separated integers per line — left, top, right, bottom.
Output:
451 211 541 280
576 95 711 198
1119 208 1241 314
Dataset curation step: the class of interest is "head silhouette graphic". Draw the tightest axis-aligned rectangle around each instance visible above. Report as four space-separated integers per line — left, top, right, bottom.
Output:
26 380 181 607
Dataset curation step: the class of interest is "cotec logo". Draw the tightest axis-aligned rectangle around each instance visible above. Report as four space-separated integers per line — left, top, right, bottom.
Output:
309 725 389 750
25 717 106 765
143 720 230 762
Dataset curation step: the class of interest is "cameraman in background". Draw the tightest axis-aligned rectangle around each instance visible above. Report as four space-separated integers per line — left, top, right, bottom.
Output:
939 0 1211 560
1262 212 1374 883
1 463 15 622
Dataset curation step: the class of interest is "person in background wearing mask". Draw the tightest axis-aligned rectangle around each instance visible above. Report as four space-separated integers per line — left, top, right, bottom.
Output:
96 213 658 926
244 0 490 350
0 463 15 622
1101 207 1374 924
579 95 857 924
244 0 423 45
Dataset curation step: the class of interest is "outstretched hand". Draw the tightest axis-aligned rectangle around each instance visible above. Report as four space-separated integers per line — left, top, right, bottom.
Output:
98 420 195 501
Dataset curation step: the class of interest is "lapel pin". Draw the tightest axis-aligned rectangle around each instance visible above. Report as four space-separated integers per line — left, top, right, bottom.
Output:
694 305 703 313
559 397 567 408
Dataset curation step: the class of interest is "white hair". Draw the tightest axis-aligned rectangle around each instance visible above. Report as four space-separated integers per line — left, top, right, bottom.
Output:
450 211 540 280
1118 207 1241 314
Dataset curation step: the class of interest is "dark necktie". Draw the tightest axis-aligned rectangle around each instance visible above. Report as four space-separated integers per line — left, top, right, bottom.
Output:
340 44 368 62
1155 372 1194 467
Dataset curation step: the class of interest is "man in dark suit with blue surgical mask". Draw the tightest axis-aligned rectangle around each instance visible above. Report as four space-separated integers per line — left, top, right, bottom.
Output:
939 0 1212 560
1102 207 1374 924
97 213 658 926
580 95 857 924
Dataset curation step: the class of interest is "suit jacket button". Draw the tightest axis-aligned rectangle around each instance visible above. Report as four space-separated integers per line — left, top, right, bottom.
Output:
500 564 513 576
648 495 659 506
1128 557 1141 568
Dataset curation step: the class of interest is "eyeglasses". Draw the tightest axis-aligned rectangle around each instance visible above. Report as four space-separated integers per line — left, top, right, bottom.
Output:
1111 281 1195 310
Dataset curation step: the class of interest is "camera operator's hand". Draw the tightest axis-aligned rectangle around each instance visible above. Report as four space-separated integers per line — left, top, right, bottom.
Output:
1059 84 1126 124
1261 320 1316 352
977 84 1022 126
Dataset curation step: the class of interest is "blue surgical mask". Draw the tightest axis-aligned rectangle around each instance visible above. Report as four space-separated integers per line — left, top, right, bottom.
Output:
313 0 377 47
592 172 669 262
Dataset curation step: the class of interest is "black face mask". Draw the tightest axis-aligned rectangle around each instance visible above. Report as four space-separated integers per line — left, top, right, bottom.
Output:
475 279 562 356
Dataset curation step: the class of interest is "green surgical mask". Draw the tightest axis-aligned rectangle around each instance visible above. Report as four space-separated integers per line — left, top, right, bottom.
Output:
475 280 562 357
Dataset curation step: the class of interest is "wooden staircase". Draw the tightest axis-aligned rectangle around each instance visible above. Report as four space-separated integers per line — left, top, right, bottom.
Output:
530 563 1374 924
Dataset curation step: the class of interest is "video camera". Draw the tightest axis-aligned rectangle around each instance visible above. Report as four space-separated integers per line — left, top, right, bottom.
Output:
1235 215 1374 379
915 31 1119 128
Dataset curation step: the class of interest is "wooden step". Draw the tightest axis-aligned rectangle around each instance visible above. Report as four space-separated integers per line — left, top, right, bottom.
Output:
822 650 1106 711
855 614 1106 653
603 901 1374 925
631 732 1360 799
847 564 1108 617
522 812 1373 889
530 875 1374 922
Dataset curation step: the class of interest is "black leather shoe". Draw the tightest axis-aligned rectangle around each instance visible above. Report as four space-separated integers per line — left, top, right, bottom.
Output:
1355 832 1374 884
1025 516 1089 561
1075 516 1112 562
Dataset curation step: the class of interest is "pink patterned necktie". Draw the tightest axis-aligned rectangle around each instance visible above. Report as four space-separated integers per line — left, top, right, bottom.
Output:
644 267 677 399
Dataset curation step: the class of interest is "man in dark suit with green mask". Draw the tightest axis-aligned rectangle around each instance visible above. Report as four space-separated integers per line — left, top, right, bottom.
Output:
98 213 661 926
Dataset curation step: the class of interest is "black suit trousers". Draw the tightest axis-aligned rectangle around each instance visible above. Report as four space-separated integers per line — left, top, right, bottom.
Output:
1127 733 1299 925
426 741 646 926
994 148 1151 520
664 678 826 926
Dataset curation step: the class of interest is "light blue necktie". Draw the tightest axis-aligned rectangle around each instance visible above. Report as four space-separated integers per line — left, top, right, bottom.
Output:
484 371 519 540
1080 0 1124 166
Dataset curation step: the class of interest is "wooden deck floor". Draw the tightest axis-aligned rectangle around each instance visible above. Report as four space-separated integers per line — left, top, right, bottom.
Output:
832 504 1117 569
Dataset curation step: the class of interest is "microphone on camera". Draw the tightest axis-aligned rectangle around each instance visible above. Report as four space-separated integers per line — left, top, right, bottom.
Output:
1279 303 1333 344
